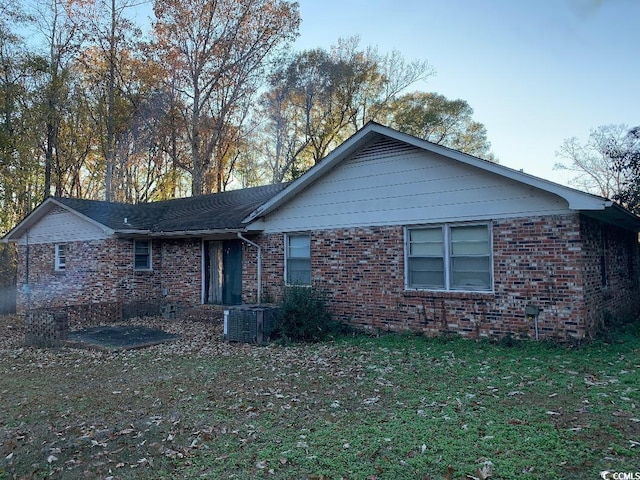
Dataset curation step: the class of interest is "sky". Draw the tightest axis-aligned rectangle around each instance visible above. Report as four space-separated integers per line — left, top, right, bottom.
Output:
291 0 639 187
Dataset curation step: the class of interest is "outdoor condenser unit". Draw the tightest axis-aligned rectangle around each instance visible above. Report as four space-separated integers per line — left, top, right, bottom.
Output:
223 305 279 344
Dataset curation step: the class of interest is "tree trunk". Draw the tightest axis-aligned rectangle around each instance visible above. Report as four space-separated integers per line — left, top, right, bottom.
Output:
104 0 117 201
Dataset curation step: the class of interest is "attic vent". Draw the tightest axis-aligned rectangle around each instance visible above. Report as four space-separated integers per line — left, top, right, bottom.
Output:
351 137 418 162
223 305 279 344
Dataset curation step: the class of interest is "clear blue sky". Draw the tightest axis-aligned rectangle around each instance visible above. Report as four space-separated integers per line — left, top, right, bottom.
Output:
293 0 639 187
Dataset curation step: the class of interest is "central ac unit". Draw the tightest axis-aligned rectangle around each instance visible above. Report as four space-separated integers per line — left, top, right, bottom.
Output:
224 305 279 344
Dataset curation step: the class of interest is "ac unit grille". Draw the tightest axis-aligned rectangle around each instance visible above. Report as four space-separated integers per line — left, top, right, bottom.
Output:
224 306 279 344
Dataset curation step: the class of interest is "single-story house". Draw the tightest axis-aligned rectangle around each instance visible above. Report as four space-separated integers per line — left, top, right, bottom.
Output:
3 122 640 339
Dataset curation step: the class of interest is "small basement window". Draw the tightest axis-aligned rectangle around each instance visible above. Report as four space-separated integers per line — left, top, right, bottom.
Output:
134 239 152 270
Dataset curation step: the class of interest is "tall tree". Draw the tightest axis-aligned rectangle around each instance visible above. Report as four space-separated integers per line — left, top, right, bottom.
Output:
81 0 148 201
554 124 632 199
609 126 640 213
0 1 33 300
385 92 496 161
27 0 88 198
0 0 40 230
259 37 433 182
152 0 300 195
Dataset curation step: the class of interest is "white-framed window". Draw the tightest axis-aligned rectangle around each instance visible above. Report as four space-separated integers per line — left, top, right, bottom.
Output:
406 223 492 291
285 234 311 285
134 239 152 270
54 244 66 271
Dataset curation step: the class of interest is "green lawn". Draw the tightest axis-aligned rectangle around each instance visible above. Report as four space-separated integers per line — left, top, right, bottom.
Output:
0 315 638 479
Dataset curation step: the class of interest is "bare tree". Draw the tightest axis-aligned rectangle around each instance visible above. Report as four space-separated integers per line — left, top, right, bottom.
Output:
152 0 300 195
609 126 640 213
554 124 630 198
81 0 146 201
258 37 433 182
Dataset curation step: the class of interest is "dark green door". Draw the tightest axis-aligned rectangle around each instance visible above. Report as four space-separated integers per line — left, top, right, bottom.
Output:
222 240 242 305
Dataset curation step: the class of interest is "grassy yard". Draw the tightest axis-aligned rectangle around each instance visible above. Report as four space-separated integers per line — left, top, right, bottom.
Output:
0 315 639 479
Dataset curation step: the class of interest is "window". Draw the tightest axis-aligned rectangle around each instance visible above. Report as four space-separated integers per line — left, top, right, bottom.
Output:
406 223 492 291
134 239 152 270
54 244 66 271
286 234 311 285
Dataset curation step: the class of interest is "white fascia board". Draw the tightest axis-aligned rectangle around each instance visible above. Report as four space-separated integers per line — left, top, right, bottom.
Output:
126 228 244 238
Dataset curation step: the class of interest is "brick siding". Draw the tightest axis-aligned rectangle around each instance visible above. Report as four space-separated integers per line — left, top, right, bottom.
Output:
16 212 639 339
17 237 202 314
245 213 639 340
580 215 640 335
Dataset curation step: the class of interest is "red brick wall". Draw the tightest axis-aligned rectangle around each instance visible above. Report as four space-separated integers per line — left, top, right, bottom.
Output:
16 213 638 339
17 239 131 312
16 237 202 313
246 213 639 340
580 215 640 335
159 239 201 305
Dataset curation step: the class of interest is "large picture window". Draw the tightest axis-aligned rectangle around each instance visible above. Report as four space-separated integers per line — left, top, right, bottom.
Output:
406 223 492 291
134 239 152 270
286 234 311 285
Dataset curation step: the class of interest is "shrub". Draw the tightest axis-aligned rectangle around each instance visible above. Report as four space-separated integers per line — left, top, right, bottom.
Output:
275 286 341 342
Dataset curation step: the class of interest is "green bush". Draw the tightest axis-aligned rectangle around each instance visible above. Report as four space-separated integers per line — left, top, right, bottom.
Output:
275 286 341 342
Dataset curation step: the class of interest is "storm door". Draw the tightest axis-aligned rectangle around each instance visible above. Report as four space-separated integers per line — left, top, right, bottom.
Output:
204 240 242 305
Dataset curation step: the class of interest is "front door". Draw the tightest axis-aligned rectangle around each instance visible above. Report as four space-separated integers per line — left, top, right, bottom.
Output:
222 240 242 305
204 240 242 305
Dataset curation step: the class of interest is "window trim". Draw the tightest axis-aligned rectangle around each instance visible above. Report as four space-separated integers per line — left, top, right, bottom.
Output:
284 233 311 286
404 222 493 293
54 244 66 272
134 239 152 271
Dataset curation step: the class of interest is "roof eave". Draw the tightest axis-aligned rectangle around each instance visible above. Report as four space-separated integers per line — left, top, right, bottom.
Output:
114 228 246 238
582 203 640 232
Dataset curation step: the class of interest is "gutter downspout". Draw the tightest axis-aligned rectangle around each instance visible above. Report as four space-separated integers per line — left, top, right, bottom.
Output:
237 232 262 304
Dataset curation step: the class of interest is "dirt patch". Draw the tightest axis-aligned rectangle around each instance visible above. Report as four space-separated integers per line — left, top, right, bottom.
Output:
66 325 180 351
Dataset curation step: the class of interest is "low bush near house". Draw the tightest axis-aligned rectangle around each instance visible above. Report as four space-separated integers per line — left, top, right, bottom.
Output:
275 286 342 342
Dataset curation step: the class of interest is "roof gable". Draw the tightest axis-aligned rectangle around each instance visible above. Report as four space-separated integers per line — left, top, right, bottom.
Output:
244 123 640 231
2 183 290 242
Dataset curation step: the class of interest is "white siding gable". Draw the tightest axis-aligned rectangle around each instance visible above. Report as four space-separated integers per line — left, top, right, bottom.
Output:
17 208 109 245
257 138 572 233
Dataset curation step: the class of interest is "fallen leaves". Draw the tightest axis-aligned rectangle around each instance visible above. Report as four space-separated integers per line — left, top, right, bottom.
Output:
1 313 639 479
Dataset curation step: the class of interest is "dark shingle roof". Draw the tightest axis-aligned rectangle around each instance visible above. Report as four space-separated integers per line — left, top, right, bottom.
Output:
53 183 289 233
